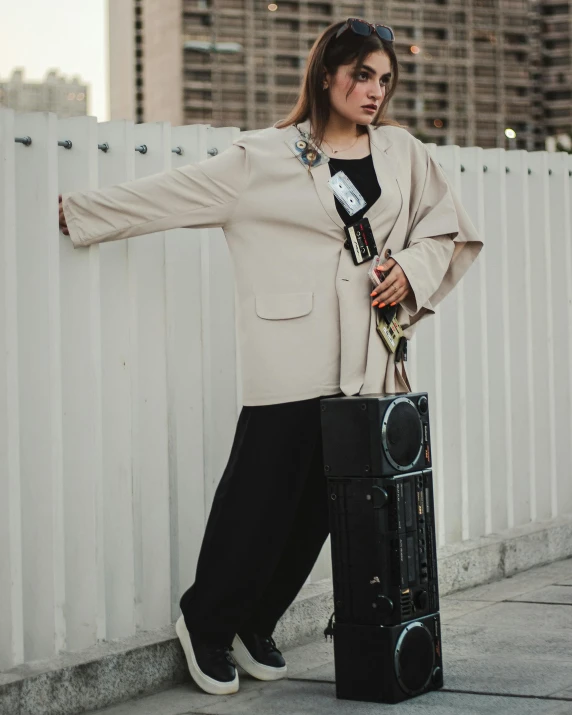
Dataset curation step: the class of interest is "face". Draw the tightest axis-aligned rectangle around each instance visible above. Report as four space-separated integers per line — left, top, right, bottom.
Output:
325 50 392 125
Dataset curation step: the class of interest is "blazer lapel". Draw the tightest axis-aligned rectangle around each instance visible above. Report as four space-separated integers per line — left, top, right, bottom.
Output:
364 124 403 225
310 162 347 231
289 120 345 233
286 121 403 237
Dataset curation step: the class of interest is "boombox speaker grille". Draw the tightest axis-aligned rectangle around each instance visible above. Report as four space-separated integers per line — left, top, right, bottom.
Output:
382 398 423 471
394 622 435 695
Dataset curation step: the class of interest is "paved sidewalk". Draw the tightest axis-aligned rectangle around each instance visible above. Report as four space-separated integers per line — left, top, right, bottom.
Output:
89 558 572 715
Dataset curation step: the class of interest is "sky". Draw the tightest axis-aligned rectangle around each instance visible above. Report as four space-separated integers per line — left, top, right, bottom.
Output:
0 0 108 120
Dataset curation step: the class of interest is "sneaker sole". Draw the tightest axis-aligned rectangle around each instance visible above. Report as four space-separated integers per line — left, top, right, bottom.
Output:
175 615 239 695
231 635 288 681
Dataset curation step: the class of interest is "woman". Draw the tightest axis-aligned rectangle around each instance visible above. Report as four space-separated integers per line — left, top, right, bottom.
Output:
59 19 482 697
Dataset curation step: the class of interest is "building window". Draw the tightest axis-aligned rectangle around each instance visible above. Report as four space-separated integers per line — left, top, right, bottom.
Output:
275 19 300 32
424 28 447 41
307 2 330 15
275 55 301 69
185 89 213 102
276 74 300 87
186 107 212 122
546 90 572 102
186 70 212 82
393 26 415 40
541 3 569 16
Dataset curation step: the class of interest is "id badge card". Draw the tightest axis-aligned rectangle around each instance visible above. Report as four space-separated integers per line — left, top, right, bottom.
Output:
343 217 378 265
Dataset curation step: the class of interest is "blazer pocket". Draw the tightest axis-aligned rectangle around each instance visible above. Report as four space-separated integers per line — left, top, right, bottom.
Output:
255 292 314 320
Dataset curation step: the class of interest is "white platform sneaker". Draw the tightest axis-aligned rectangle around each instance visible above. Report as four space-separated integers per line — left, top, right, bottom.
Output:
231 632 288 681
176 615 239 695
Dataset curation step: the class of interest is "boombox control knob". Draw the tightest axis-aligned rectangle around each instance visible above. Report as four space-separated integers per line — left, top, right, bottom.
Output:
372 486 389 508
415 590 429 609
418 396 429 414
376 594 394 614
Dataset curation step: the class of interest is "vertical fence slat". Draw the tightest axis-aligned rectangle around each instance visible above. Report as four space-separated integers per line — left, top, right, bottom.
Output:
57 116 105 650
458 146 489 539
14 112 65 660
0 109 23 669
412 144 445 545
527 152 556 523
131 121 172 630
482 148 512 534
167 123 208 619
504 150 534 528
97 120 136 640
569 156 572 500
411 316 444 544
435 145 467 544
202 127 241 513
546 151 572 517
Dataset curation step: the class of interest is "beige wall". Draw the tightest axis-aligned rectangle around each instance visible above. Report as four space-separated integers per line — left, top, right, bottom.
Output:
109 0 183 125
109 0 136 121
142 0 183 125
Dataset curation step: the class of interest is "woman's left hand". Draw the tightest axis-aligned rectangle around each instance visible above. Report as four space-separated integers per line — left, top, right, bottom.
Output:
371 258 412 308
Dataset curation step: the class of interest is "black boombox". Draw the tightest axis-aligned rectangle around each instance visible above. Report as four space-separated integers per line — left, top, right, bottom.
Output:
328 470 439 627
320 393 443 705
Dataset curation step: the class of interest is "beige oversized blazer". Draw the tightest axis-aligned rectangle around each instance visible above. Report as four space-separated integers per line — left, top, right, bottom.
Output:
62 120 483 406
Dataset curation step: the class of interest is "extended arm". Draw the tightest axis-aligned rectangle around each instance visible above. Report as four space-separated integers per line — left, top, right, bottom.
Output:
60 144 247 248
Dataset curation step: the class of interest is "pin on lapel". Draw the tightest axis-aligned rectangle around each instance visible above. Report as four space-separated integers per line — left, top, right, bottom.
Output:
286 130 329 170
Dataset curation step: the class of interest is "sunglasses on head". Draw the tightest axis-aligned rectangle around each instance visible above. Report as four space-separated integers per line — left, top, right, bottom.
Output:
335 18 395 43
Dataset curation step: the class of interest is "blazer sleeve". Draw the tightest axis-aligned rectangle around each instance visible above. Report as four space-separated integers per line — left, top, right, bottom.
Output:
61 144 248 248
390 143 483 322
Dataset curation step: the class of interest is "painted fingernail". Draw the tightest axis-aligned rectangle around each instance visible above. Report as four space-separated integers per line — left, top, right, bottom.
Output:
370 291 377 297
379 303 386 308
390 302 396 307
372 300 379 307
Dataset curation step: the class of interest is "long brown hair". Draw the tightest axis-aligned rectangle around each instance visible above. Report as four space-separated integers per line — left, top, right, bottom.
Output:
275 20 402 148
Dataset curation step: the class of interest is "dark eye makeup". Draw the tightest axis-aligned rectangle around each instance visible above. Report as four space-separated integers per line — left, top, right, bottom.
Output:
357 69 392 86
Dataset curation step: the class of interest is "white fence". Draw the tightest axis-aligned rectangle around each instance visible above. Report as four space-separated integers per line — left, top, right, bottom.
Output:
0 109 571 670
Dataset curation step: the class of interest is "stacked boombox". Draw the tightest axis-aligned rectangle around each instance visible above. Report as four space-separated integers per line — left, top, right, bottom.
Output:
320 393 443 704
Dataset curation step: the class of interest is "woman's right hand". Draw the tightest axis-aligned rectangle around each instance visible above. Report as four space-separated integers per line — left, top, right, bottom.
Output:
58 195 69 236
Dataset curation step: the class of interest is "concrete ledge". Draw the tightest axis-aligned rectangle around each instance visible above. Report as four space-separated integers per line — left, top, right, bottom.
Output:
2 513 572 715
438 513 572 595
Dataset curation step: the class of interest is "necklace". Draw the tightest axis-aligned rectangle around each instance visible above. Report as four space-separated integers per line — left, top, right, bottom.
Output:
322 133 360 155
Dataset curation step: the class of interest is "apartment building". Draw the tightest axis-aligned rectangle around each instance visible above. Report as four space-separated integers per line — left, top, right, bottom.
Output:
109 0 564 150
0 69 88 118
541 0 572 140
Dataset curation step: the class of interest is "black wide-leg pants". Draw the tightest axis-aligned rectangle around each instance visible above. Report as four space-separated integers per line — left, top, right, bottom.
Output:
179 395 334 647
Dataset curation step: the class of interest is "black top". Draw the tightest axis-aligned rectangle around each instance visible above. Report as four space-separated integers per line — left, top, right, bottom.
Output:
328 154 382 226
